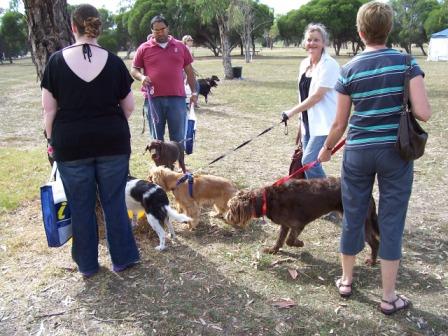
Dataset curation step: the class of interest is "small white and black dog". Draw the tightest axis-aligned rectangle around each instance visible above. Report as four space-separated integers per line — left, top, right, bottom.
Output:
125 177 191 251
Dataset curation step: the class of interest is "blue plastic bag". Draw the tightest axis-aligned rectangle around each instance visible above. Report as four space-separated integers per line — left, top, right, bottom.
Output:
40 163 72 247
185 105 197 155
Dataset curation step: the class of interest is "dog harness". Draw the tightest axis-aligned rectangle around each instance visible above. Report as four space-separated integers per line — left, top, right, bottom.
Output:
175 172 194 198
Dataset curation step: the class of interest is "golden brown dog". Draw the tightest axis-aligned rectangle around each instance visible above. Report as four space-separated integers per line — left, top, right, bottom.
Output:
148 167 238 229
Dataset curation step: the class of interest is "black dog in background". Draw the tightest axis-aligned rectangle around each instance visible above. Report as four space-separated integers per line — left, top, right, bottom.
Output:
198 75 220 103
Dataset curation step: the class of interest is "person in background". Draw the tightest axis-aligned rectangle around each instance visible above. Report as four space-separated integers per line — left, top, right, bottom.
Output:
281 23 340 180
131 15 198 143
182 34 194 56
318 1 431 315
41 4 140 277
182 34 200 108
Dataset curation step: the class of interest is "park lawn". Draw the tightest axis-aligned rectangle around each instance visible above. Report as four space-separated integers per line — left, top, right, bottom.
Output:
0 48 447 335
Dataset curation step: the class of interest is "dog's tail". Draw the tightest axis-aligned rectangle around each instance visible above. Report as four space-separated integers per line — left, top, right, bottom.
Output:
165 205 192 223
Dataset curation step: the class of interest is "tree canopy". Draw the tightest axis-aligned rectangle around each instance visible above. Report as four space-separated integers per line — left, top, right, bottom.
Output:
0 10 27 62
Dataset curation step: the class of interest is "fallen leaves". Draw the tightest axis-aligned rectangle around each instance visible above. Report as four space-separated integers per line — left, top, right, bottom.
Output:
288 268 298 279
271 298 297 309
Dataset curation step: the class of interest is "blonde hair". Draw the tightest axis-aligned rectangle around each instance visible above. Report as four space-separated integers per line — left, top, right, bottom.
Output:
182 35 193 44
71 4 102 38
357 1 393 45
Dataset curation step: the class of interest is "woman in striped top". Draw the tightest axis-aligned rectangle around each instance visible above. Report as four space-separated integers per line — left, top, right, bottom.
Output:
318 1 431 315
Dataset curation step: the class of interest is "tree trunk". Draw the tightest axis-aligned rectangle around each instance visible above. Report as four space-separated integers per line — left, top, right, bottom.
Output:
243 23 251 63
418 44 427 56
216 14 233 79
23 0 74 81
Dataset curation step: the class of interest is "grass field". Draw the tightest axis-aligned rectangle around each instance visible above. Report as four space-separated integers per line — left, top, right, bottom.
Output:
0 47 447 335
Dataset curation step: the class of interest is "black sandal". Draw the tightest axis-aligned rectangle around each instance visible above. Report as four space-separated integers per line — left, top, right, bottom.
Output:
380 294 411 315
336 278 352 298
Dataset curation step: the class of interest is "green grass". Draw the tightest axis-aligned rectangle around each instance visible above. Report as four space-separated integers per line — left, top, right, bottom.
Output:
0 148 48 214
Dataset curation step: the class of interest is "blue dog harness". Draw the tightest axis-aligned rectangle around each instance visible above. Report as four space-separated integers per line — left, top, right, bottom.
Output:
175 172 194 198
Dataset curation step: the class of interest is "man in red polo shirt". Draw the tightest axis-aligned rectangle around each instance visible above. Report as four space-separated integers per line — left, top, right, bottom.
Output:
131 15 198 144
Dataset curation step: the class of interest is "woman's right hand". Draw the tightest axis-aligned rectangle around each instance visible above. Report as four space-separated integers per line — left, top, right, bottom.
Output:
318 146 332 163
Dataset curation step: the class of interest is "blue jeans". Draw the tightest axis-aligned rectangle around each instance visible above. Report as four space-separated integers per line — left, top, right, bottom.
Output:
340 147 413 260
302 133 327 179
144 96 187 143
57 155 139 274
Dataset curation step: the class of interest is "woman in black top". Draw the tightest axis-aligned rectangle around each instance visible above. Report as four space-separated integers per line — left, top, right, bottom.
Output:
41 4 139 277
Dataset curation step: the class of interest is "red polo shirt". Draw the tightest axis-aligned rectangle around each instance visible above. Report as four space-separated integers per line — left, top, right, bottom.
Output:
132 36 193 97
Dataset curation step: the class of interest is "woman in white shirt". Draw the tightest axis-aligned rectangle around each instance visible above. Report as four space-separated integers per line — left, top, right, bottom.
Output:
282 23 340 179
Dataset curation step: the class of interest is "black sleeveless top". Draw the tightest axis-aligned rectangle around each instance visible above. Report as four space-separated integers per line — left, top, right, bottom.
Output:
299 72 312 136
41 46 134 161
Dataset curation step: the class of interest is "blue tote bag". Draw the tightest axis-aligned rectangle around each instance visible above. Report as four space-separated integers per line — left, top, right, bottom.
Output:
40 162 72 247
185 105 197 155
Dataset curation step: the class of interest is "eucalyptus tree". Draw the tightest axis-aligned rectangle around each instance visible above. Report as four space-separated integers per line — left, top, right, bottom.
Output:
230 0 273 62
424 0 447 36
0 10 27 63
390 0 439 55
23 0 73 80
193 0 234 79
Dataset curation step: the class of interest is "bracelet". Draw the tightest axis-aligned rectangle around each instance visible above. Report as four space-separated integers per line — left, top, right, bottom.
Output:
191 92 198 96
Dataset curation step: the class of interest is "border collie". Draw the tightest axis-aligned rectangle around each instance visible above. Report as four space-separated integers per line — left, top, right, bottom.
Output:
125 177 191 251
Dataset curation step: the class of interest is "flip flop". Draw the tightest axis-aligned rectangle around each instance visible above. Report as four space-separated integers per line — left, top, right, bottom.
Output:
380 294 411 315
336 278 352 298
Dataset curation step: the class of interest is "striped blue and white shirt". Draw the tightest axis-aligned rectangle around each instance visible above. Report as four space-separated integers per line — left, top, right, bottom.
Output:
336 48 424 150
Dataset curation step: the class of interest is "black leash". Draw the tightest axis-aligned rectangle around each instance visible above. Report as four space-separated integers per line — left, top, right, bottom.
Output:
196 119 288 172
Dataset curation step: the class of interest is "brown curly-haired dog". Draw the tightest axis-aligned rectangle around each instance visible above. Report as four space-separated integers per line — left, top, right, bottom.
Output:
225 177 379 264
148 167 238 230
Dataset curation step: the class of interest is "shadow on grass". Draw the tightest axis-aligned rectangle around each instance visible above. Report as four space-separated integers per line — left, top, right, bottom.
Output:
75 237 443 336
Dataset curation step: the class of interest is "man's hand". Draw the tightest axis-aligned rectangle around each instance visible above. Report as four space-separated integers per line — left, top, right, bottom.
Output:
190 92 198 106
141 75 151 87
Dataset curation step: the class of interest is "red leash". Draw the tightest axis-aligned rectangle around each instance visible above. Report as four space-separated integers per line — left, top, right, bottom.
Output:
262 138 346 216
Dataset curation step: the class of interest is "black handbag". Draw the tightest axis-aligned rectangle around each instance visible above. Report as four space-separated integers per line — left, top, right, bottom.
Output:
395 55 428 161
288 118 305 179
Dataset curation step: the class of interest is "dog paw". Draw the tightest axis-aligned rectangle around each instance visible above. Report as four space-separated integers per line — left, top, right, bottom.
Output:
263 247 279 254
287 240 304 247
155 245 166 251
364 258 377 266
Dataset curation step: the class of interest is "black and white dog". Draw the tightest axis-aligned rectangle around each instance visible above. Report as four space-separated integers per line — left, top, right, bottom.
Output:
125 177 191 251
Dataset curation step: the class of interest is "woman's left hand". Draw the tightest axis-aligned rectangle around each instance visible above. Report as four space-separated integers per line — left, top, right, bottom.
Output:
318 147 332 163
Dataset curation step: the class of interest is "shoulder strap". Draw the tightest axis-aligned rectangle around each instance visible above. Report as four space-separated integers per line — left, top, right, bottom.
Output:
403 54 412 112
